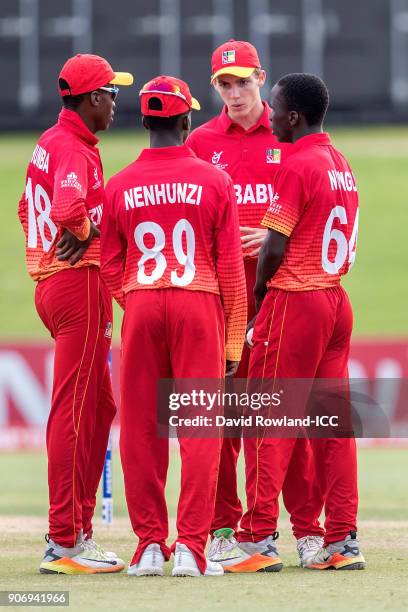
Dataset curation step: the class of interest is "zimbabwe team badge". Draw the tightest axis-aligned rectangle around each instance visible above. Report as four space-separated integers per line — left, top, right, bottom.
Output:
222 50 236 64
266 148 281 164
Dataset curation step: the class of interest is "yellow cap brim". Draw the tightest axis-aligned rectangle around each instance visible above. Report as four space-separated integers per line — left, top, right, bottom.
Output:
111 72 134 86
191 97 201 111
211 66 255 83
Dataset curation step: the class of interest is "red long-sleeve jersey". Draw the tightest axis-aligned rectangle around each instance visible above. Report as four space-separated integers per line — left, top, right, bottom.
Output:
18 108 104 281
101 144 247 361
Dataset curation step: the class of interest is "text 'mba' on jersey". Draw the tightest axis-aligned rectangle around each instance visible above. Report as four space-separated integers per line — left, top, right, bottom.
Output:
262 133 359 291
101 145 247 361
18 109 104 281
186 103 293 258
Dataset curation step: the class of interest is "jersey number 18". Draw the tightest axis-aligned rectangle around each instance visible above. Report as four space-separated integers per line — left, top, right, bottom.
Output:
26 178 57 252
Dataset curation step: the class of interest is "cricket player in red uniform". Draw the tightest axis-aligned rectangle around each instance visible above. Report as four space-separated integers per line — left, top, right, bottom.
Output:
232 73 364 571
187 40 324 569
18 54 133 574
101 75 247 577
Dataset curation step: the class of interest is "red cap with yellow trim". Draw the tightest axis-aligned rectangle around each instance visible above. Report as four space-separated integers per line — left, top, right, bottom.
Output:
58 53 133 96
140 75 200 117
211 39 261 82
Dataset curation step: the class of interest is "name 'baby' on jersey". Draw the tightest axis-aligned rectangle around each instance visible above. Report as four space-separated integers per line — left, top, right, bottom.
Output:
124 183 203 210
234 183 275 205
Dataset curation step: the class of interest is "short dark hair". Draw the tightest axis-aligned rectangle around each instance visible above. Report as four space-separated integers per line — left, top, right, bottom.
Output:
59 78 86 110
142 97 188 130
277 73 329 126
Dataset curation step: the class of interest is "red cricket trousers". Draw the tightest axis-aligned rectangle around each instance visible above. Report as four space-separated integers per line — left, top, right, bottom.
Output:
121 289 224 574
239 286 358 544
35 267 116 548
212 258 323 539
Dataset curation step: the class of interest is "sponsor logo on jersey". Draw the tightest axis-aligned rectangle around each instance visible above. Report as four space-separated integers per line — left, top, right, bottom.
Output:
124 183 203 209
30 144 50 173
234 183 276 205
60 172 82 190
327 170 357 192
222 50 235 64
266 148 281 164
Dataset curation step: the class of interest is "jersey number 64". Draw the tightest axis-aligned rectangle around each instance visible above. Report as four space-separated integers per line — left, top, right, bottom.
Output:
322 205 359 275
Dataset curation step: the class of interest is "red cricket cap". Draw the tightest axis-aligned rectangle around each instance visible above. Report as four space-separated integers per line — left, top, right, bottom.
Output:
211 39 261 82
139 75 200 117
58 53 133 96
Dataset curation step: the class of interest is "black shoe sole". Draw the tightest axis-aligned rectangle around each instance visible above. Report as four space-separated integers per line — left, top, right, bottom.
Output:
257 562 284 573
337 562 365 571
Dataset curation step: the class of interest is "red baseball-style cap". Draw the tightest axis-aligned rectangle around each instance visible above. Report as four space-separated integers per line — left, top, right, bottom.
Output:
58 53 133 96
139 75 200 117
211 39 261 82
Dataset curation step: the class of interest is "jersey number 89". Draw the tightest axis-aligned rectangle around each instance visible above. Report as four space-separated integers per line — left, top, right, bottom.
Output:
134 219 196 287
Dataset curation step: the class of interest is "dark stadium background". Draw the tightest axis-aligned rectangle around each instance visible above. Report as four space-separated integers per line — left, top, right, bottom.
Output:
1 0 408 130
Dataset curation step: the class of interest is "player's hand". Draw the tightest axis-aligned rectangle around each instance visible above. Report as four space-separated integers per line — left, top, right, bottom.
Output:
245 315 257 348
225 360 239 377
240 226 268 257
56 223 100 265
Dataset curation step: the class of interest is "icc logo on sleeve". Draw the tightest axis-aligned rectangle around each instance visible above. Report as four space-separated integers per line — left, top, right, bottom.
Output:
92 166 102 190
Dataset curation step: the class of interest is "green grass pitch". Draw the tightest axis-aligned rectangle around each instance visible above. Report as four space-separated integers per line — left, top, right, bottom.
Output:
0 448 408 611
0 126 407 610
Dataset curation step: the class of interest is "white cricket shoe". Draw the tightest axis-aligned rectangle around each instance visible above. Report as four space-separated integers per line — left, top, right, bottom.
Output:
207 528 246 565
127 543 164 576
297 535 324 567
82 536 119 561
39 534 124 574
207 528 266 573
172 542 223 577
